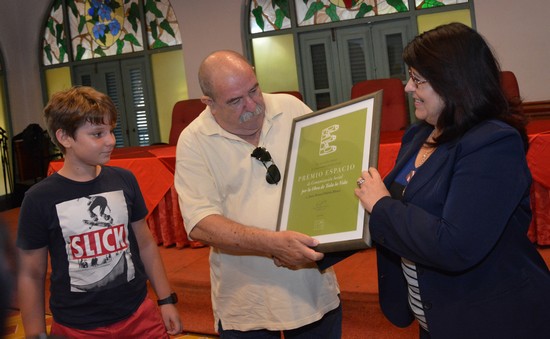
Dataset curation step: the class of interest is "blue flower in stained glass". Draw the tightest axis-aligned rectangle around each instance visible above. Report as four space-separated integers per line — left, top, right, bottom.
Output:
92 22 107 39
108 20 121 36
98 5 112 21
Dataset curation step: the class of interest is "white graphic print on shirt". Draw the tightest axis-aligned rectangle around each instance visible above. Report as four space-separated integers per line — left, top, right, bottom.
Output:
56 190 135 292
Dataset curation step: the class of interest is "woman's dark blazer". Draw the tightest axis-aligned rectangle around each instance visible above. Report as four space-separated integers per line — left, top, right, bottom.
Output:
369 120 550 338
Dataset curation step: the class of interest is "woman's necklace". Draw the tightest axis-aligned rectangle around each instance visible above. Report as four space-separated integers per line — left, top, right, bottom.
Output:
416 130 438 167
418 146 436 166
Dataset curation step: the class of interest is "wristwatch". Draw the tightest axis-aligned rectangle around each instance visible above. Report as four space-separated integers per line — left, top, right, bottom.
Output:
157 292 178 306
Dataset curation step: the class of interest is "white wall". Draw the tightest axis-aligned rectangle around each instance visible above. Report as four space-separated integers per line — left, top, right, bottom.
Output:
0 0 51 135
0 0 548 136
474 0 550 101
171 1 246 98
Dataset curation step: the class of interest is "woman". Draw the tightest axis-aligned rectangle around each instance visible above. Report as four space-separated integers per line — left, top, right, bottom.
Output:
355 22 550 339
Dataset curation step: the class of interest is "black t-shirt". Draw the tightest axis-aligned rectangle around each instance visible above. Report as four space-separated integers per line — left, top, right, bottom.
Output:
17 166 149 329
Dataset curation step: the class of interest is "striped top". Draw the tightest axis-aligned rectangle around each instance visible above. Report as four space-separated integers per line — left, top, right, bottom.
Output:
401 257 429 331
392 152 430 332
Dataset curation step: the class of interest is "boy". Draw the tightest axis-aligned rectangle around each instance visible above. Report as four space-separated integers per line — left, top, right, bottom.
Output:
16 86 182 338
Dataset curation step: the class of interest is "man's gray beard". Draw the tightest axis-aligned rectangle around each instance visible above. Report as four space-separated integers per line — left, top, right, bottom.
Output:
239 105 263 123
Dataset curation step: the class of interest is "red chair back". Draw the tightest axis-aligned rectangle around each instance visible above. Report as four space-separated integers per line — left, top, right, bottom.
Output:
168 99 206 145
351 78 409 131
272 91 304 101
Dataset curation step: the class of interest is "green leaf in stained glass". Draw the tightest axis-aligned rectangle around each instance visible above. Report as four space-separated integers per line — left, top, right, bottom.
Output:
108 0 121 11
325 4 339 22
355 3 373 18
252 6 265 32
153 39 169 49
67 0 79 18
44 45 53 64
145 0 163 18
78 15 86 34
98 34 107 45
53 0 62 11
150 20 158 40
94 46 106 57
128 2 140 32
47 18 55 36
273 0 290 19
59 46 66 63
275 8 285 29
421 0 445 9
159 19 175 38
388 0 408 12
126 2 139 32
59 39 67 62
75 45 85 61
303 2 325 22
55 23 64 42
116 40 124 54
124 33 141 47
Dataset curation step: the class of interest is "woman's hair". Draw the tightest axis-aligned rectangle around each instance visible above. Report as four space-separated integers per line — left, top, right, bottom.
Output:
403 22 528 149
44 86 118 153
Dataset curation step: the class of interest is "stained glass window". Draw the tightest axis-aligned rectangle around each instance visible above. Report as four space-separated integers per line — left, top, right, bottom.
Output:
249 1 471 33
43 0 68 66
42 0 182 65
250 0 292 33
415 0 468 9
145 0 182 49
296 0 409 27
68 0 143 61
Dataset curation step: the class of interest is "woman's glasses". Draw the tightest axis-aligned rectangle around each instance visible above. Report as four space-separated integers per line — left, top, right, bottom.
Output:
251 147 281 185
408 69 429 87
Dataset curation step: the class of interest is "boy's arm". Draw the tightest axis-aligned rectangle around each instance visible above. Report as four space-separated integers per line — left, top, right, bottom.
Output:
17 246 48 337
132 218 183 335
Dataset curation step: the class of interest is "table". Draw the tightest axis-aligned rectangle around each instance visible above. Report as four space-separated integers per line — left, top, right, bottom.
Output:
48 120 550 247
48 145 192 248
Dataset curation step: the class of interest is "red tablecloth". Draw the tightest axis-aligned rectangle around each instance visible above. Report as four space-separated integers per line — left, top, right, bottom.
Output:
48 121 550 247
526 120 550 245
47 146 189 248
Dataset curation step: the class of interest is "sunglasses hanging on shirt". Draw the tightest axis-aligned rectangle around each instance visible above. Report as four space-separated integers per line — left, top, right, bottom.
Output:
251 147 281 185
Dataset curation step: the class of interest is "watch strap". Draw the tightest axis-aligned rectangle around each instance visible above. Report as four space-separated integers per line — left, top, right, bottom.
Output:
157 292 178 306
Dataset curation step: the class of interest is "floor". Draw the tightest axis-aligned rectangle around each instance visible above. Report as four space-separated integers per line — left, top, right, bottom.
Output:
2 206 549 338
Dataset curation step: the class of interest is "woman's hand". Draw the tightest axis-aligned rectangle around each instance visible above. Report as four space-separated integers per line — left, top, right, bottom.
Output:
354 167 390 213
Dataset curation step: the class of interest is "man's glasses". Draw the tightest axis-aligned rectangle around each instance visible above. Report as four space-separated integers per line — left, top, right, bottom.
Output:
408 69 429 87
251 147 281 185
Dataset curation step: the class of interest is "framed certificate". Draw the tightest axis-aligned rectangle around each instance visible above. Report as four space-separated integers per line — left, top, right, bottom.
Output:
277 91 382 253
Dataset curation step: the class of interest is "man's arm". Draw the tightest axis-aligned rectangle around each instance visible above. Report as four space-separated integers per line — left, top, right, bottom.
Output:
190 214 324 267
131 219 182 335
17 246 48 337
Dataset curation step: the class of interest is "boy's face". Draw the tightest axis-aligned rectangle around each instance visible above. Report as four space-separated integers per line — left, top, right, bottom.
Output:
64 119 116 166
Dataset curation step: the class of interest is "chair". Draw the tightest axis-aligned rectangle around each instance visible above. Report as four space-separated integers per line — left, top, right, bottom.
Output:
500 71 520 102
168 99 206 145
272 91 303 101
351 78 409 132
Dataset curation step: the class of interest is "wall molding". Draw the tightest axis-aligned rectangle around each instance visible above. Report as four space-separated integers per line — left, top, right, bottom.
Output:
524 100 550 120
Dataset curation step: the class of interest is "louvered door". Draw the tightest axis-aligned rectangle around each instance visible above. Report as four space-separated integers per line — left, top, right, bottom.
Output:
299 19 411 110
73 58 159 146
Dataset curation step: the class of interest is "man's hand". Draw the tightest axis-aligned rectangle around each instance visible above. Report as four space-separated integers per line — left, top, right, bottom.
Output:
270 231 324 269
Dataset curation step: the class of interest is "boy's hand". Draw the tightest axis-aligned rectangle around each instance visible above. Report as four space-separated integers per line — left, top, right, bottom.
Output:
159 304 183 335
